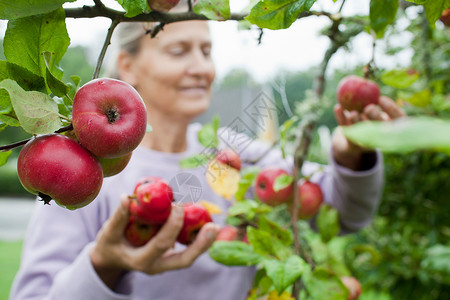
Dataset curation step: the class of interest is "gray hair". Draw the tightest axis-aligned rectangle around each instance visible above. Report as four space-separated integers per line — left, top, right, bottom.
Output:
103 0 191 79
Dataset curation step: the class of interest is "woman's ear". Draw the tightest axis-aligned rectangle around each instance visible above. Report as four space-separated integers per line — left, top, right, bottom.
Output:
117 51 138 87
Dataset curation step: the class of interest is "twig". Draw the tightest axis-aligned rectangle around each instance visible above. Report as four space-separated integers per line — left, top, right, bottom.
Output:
187 0 193 12
93 19 119 80
0 124 74 152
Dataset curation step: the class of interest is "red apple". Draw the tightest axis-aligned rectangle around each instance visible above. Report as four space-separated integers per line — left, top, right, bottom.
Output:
72 78 147 159
337 75 380 112
216 226 238 241
296 181 323 219
130 178 173 225
17 134 103 210
148 0 181 12
216 148 242 171
177 203 213 245
440 9 450 27
341 276 362 300
255 167 293 206
124 216 160 247
133 176 163 195
98 152 132 177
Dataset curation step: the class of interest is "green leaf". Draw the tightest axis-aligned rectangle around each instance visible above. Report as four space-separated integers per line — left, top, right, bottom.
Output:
421 244 450 284
423 0 450 25
0 151 12 167
227 199 271 221
317 204 340 243
0 79 62 134
246 0 317 30
303 267 349 300
43 52 69 97
0 0 75 20
342 117 450 153
194 0 231 21
198 116 219 148
116 0 147 17
209 240 262 266
406 89 432 107
369 0 399 38
263 255 306 293
4 8 70 78
0 60 46 92
273 174 293 192
179 153 211 169
380 68 420 89
258 215 293 246
235 166 260 201
0 114 20 127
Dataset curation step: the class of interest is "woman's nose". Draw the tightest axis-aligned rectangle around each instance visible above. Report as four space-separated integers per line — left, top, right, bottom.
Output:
187 49 215 76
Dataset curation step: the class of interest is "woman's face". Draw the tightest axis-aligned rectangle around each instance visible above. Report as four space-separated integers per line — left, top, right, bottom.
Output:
122 21 216 119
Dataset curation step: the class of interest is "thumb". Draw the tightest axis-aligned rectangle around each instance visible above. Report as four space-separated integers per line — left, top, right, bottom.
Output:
105 194 131 240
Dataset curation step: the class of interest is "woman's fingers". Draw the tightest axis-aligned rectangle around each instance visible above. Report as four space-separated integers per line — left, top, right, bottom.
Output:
378 96 406 119
150 222 220 274
334 104 348 126
103 194 131 241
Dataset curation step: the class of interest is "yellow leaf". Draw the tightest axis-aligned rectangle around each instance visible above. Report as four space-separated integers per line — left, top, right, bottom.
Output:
206 159 241 200
199 200 223 215
268 291 295 300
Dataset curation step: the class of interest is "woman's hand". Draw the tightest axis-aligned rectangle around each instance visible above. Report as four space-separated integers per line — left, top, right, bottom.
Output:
332 96 406 171
89 195 220 289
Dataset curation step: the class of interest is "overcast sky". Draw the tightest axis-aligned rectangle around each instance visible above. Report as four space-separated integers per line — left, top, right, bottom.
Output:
1 0 414 82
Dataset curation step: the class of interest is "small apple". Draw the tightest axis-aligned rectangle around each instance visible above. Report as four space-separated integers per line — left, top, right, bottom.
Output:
337 75 380 112
17 134 103 209
124 216 160 247
296 180 324 220
130 178 173 225
72 78 147 159
177 203 213 245
216 226 238 241
440 9 450 27
216 148 242 171
133 176 163 194
255 167 293 206
148 0 181 12
98 152 132 177
341 276 362 300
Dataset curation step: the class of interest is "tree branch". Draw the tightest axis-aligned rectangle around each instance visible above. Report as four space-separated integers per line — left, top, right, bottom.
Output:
93 18 119 79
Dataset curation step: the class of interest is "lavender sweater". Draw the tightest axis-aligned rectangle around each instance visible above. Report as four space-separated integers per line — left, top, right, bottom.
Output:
10 123 383 300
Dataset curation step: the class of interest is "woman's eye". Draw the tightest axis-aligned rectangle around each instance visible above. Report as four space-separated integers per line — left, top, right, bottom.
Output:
168 47 184 56
202 47 212 57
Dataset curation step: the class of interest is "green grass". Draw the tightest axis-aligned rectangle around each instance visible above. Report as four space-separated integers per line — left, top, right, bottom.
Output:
0 241 23 300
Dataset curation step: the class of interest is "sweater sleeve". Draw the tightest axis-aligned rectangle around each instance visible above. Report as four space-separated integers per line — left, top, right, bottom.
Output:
9 198 133 300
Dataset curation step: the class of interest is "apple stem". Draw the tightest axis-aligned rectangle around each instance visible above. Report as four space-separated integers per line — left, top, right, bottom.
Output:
92 18 119 80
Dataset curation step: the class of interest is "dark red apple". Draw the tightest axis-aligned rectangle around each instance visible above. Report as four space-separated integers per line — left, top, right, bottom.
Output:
216 148 242 171
98 152 132 177
133 176 163 195
17 134 103 210
148 0 181 12
124 216 160 247
177 203 213 245
440 9 450 27
341 276 362 300
337 75 380 112
72 78 147 159
216 226 238 241
130 178 173 225
296 181 324 220
255 167 293 206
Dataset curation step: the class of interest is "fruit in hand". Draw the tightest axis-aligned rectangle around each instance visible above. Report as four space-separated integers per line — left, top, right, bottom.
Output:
440 9 450 27
255 167 293 206
98 152 132 177
72 78 147 159
341 276 362 300
337 75 380 112
216 148 242 171
216 226 238 241
147 0 181 12
130 177 173 225
296 180 324 219
124 216 160 247
177 203 213 245
17 134 103 209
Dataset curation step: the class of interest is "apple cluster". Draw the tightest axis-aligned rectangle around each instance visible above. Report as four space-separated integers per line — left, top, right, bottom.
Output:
17 78 148 210
124 176 213 247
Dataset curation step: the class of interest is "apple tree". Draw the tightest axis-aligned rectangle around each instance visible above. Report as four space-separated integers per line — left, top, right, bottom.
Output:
0 0 449 299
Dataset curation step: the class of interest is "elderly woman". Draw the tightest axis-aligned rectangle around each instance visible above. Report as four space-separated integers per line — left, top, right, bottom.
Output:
9 7 404 300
